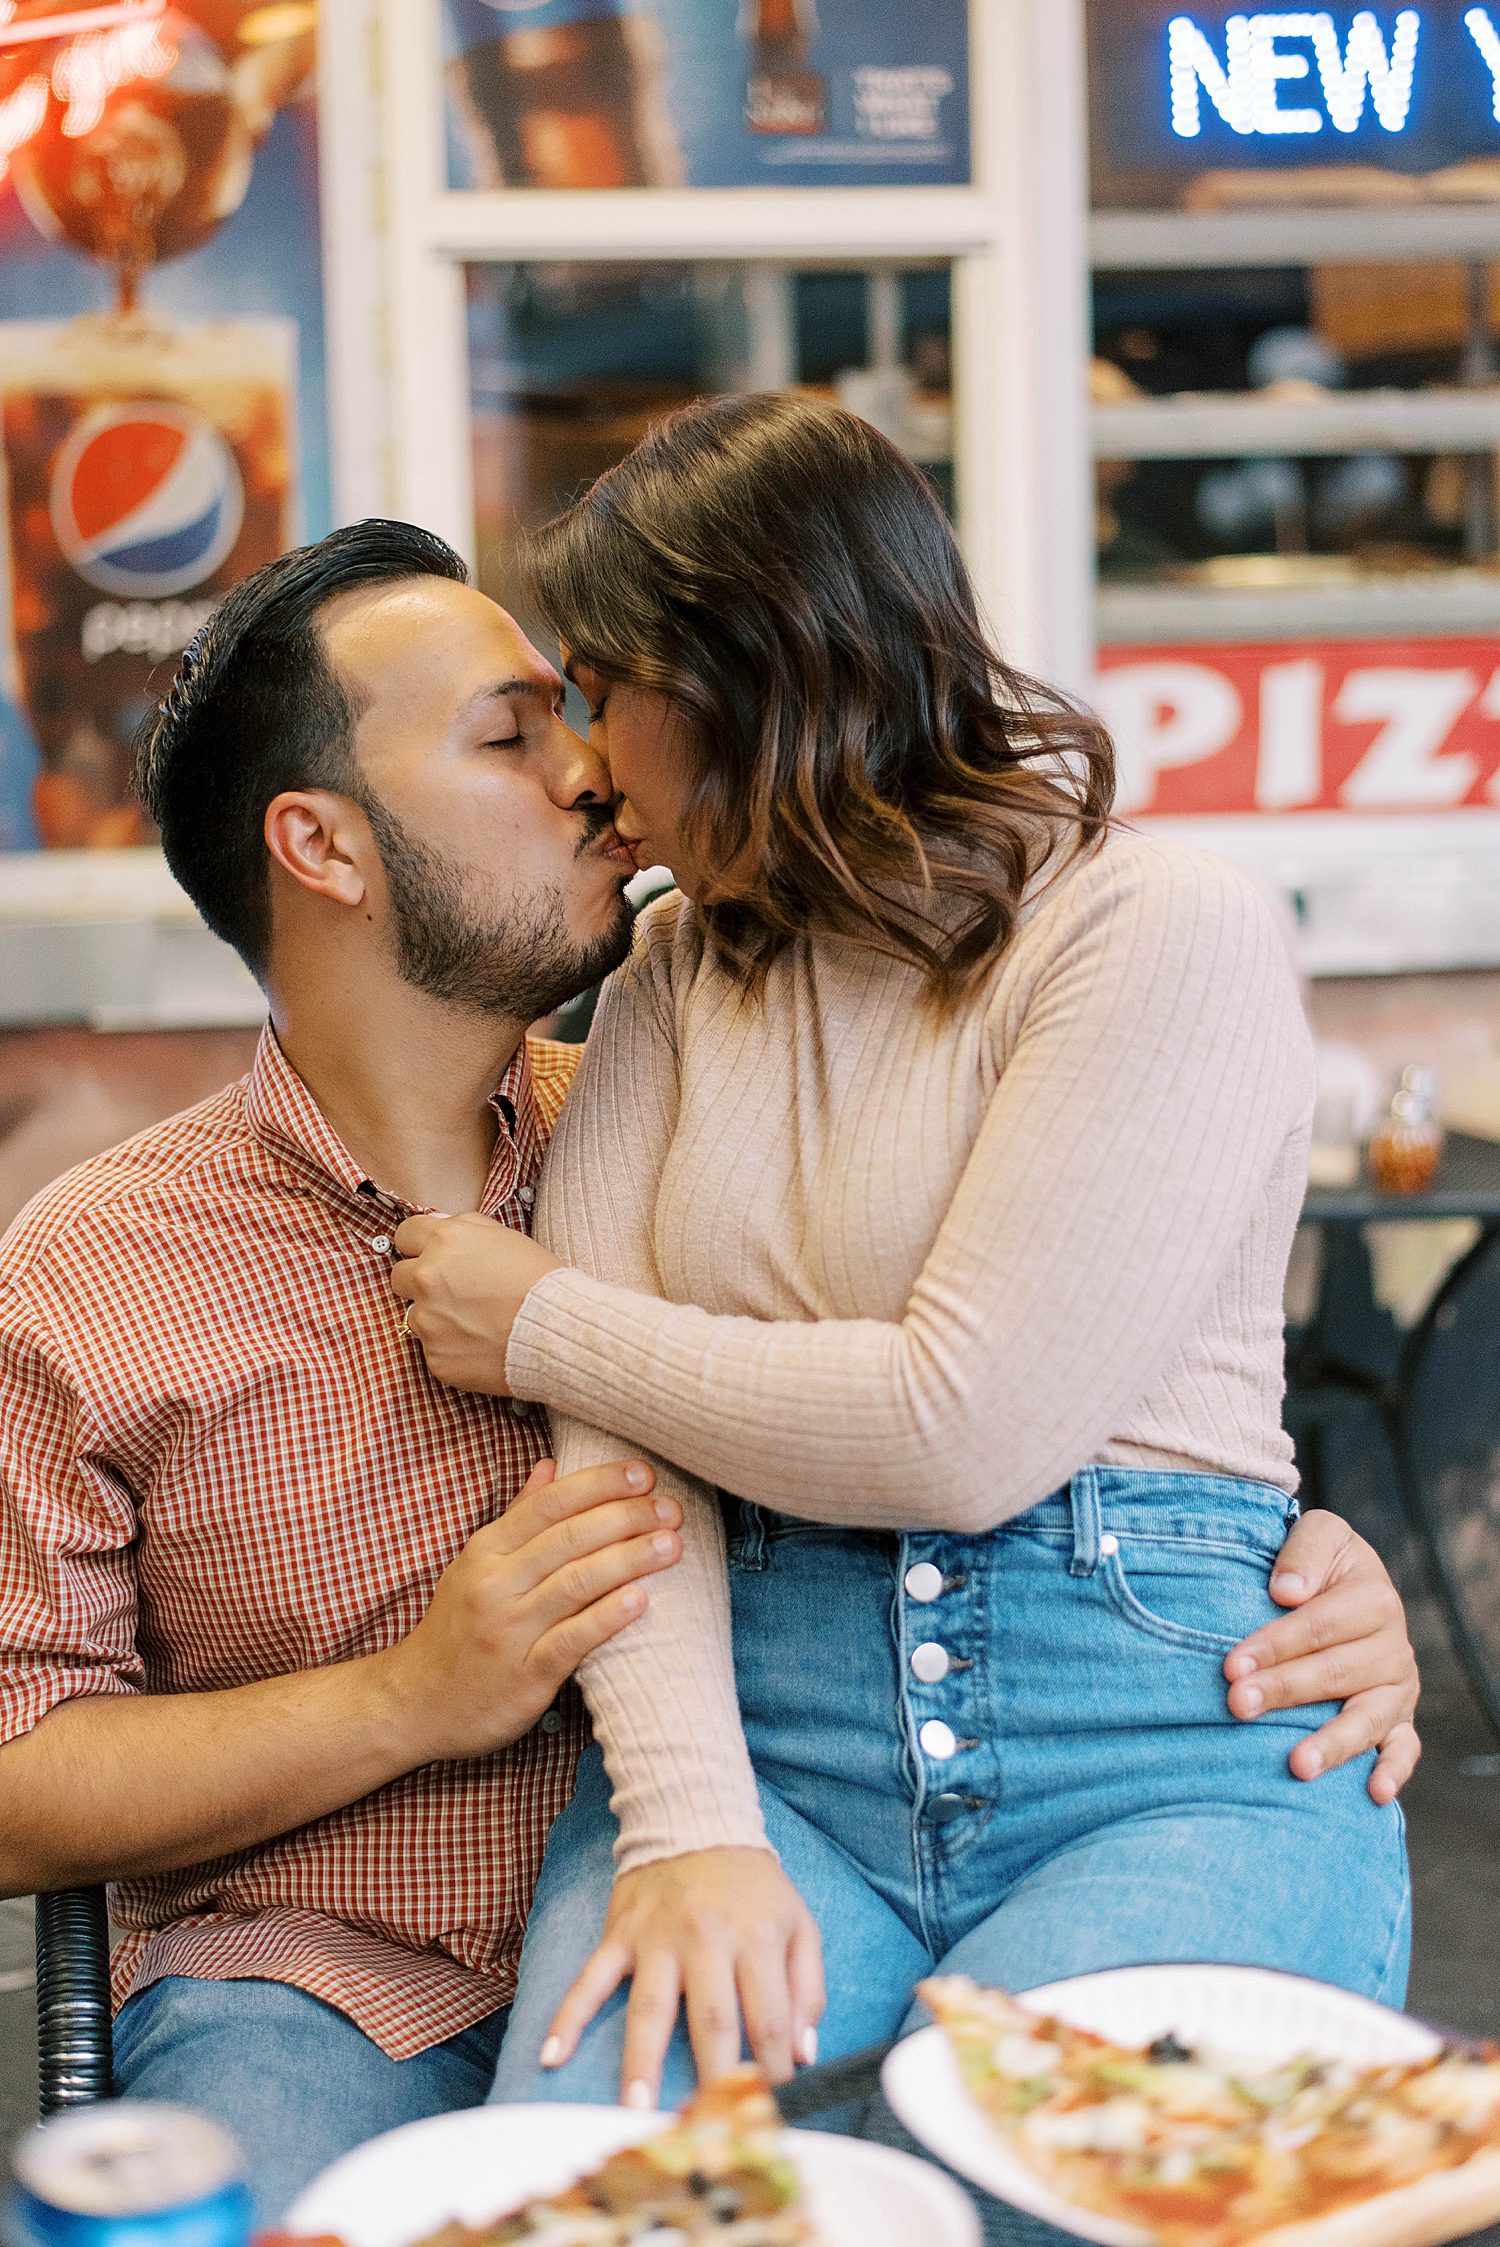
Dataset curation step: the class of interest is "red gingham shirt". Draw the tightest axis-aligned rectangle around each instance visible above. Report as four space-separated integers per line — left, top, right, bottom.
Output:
0 1027 584 2058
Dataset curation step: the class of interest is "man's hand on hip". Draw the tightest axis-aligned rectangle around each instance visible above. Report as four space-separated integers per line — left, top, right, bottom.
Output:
540 1847 826 2105
375 1458 681 1764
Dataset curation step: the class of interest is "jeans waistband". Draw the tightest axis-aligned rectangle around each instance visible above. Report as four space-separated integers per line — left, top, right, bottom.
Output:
721 1467 1299 1575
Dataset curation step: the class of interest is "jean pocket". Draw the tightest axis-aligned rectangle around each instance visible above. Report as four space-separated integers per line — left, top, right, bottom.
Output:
1100 1530 1284 1655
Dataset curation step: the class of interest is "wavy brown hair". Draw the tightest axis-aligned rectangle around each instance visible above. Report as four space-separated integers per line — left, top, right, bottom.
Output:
525 391 1114 1002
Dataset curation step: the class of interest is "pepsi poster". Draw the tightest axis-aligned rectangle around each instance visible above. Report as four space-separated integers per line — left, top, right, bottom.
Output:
443 0 971 192
0 1 325 853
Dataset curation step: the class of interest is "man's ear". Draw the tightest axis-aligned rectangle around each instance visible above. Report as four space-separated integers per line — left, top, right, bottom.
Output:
264 790 372 910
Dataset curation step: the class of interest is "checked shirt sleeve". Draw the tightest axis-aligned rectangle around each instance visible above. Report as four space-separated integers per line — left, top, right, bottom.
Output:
0 1291 142 1745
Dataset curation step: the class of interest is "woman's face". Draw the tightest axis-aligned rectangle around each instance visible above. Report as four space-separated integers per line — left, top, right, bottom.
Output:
568 656 708 896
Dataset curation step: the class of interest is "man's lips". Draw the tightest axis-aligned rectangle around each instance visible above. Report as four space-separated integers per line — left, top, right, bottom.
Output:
593 825 640 870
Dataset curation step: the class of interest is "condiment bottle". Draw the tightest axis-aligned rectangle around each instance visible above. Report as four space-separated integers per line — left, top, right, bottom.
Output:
1367 1067 1445 1195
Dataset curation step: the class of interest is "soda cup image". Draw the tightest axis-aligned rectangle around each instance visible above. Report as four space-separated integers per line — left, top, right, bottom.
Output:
0 315 298 848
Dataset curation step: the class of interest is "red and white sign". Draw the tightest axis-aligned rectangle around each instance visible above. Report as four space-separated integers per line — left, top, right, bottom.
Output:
1096 638 1500 817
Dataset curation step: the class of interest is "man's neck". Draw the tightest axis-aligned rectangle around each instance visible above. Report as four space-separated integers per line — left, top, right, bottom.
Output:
270 975 526 1215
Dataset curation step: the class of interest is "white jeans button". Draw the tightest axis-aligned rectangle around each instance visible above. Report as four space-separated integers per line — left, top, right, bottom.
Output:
910 1641 951 1684
919 1718 958 1760
1099 1532 1120 1557
904 1562 944 1603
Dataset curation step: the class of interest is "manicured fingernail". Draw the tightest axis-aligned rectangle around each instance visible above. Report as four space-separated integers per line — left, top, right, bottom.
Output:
623 2080 653 2111
540 2037 562 2068
654 1499 677 1522
797 2028 818 2066
653 1532 677 1557
1301 1746 1324 1775
1225 1651 1256 1679
1271 1572 1306 1599
625 1466 650 1489
1240 1684 1264 1714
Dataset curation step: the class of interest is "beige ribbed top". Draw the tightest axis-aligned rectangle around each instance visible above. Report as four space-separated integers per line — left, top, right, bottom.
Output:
508 829 1315 1870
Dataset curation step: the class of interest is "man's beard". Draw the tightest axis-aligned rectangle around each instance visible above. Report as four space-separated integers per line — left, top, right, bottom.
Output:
358 791 634 1023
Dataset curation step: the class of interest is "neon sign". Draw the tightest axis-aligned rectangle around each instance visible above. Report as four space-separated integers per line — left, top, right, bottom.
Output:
1166 9 1500 137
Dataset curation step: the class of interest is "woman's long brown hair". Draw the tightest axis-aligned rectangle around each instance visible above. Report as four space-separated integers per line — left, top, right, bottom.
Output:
525 391 1115 1003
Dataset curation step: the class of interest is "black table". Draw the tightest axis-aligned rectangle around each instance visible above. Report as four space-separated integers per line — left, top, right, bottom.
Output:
1294 1132 1500 1738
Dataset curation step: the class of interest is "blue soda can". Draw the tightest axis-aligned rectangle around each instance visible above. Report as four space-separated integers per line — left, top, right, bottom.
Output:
6 2106 251 2247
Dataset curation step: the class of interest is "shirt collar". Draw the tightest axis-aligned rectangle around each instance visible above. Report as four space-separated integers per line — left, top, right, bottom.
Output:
243 1026 546 1217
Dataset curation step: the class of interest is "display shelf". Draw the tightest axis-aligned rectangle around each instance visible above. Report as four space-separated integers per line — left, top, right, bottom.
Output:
1090 203 1500 272
0 852 261 1030
1093 387 1500 460
1097 571 1500 644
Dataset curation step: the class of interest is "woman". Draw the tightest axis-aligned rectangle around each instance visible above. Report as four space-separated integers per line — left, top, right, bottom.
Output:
392 394 1417 2121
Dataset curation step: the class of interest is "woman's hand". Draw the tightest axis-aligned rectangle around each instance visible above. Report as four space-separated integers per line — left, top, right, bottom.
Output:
1223 1512 1420 1805
541 1848 826 2106
391 1213 563 1396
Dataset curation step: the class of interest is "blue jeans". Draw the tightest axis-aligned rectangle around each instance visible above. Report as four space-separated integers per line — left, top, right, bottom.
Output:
492 1471 1410 2233
114 1976 508 2227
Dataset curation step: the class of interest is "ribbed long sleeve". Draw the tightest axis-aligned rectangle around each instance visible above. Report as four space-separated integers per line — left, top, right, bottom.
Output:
515 831 1314 1858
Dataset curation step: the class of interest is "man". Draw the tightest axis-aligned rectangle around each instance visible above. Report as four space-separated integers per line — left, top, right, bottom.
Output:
0 521 684 2218
0 521 1418 2221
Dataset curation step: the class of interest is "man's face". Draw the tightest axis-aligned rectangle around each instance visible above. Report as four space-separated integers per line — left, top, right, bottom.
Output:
319 578 637 1021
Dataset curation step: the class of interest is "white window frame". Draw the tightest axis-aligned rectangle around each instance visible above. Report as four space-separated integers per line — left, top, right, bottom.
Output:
363 0 1097 697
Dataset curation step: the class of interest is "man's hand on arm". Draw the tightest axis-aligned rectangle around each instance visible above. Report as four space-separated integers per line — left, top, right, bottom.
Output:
0 1458 679 1896
542 1847 825 2106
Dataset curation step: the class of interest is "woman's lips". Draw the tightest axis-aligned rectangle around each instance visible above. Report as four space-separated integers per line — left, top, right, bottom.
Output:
596 827 640 870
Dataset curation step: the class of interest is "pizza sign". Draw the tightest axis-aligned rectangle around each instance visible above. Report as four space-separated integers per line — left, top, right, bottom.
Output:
1095 639 1500 815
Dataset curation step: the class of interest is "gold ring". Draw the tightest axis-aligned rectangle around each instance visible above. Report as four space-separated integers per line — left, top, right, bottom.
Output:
398 1306 414 1339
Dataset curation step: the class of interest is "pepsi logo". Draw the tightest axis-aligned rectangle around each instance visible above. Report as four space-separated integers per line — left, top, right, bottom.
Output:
50 401 244 598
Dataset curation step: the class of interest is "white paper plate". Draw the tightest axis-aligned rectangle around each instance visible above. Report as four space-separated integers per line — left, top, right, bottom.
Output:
287 2100 980 2247
881 1963 1444 2247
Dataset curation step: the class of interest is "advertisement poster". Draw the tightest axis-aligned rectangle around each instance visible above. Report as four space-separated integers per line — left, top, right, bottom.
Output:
443 0 971 191
1096 637 1500 816
1089 1 1500 210
0 0 327 853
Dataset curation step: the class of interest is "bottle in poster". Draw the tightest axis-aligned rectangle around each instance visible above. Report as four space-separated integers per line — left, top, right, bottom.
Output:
743 0 826 136
0 315 298 848
444 0 683 188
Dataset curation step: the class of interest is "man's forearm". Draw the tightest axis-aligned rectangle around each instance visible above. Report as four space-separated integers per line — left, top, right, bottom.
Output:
0 1650 416 1895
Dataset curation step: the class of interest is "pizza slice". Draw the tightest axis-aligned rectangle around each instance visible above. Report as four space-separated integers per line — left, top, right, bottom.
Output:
921 1975 1500 2247
414 2068 819 2246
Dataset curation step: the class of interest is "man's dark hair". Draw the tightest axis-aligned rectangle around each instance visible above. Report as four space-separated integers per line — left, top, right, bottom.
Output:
136 519 469 976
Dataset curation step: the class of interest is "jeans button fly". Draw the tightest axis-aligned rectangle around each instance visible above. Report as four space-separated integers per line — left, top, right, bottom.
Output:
926 1791 969 1823
904 1562 944 1603
910 1641 951 1684
919 1718 958 1760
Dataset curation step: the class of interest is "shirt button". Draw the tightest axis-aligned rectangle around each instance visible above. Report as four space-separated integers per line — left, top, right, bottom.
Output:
512 1399 535 1416
919 1719 958 1761
1099 1533 1120 1558
518 1185 536 1207
369 1235 393 1255
539 1709 564 1735
904 1562 945 1603
910 1641 951 1685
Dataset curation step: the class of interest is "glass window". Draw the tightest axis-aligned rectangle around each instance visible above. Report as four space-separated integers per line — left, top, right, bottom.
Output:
466 258 954 630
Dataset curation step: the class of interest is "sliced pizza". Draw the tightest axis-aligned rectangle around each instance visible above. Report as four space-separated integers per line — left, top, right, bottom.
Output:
921 1975 1500 2247
412 2068 819 2246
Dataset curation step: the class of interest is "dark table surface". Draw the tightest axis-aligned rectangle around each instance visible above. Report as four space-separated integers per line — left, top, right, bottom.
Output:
1303 1131 1500 1228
